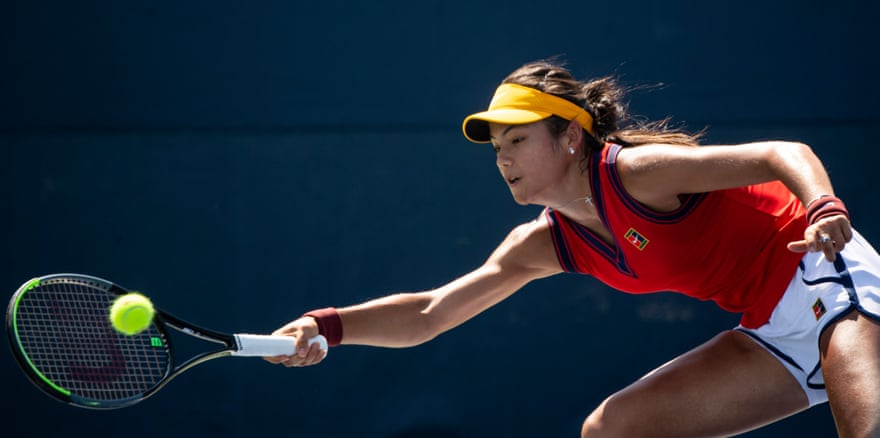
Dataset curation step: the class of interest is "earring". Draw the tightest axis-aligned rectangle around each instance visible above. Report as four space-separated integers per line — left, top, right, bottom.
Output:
569 147 575 155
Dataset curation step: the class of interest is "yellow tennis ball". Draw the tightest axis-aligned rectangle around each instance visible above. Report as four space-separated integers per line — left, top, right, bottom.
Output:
109 292 155 335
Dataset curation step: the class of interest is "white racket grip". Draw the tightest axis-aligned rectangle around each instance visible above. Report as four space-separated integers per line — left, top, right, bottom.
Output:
232 334 328 357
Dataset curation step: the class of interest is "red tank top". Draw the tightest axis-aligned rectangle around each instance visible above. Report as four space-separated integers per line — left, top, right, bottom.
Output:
546 143 807 328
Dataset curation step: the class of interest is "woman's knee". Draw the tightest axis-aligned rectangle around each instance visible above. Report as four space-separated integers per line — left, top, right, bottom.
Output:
581 395 641 438
581 399 609 438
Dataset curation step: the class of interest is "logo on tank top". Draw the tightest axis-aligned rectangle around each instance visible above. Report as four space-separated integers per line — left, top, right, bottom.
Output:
623 227 649 251
812 298 827 320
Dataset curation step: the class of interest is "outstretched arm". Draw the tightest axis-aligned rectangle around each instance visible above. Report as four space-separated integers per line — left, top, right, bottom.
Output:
265 218 562 367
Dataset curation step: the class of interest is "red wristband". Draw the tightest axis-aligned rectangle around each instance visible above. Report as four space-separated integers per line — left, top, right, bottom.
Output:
303 307 343 346
806 195 849 225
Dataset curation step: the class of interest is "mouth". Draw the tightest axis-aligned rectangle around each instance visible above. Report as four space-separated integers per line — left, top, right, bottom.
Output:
507 177 521 185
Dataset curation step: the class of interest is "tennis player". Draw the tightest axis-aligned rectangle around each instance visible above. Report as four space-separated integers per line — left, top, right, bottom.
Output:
266 60 880 437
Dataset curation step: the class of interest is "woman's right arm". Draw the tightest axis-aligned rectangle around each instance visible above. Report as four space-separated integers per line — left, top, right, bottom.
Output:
266 217 562 367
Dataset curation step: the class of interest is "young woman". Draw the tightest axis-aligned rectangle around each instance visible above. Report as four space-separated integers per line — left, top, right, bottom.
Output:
266 61 880 437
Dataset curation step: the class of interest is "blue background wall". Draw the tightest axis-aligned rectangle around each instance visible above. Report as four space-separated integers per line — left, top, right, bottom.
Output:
2 1 878 436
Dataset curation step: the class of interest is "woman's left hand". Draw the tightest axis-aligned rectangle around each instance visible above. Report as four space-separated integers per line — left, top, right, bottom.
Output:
787 214 853 261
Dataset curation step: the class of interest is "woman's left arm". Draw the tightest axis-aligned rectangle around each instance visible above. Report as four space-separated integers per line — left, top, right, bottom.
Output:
617 141 852 260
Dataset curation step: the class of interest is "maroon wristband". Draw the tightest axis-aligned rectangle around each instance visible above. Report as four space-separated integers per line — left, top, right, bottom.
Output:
806 195 849 225
303 307 343 347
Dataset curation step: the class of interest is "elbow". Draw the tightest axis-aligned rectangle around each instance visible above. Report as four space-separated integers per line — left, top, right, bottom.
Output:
786 140 813 154
397 316 439 347
402 293 461 347
771 140 813 157
405 307 447 346
764 140 817 172
385 293 447 348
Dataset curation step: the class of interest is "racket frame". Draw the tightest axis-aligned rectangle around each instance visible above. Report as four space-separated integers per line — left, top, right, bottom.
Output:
6 273 305 410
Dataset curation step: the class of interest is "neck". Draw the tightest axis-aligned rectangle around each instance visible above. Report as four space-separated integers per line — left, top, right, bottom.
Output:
554 195 593 210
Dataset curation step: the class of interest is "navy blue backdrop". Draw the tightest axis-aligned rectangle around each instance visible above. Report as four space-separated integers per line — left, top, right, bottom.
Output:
2 1 878 436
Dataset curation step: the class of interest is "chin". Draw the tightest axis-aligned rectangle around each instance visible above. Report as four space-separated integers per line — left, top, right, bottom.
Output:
509 194 530 206
508 188 537 206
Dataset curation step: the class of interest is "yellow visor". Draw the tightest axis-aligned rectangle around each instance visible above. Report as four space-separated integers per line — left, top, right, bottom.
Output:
462 83 594 143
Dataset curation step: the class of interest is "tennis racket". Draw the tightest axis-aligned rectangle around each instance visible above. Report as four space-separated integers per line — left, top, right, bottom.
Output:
5 273 327 410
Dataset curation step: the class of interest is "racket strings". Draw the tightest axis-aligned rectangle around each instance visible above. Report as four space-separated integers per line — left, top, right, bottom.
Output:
13 278 170 402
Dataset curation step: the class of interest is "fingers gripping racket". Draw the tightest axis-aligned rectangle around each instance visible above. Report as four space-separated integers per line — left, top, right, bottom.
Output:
5 273 327 410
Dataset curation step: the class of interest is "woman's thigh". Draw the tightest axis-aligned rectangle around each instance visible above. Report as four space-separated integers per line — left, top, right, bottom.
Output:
582 330 809 438
820 310 880 437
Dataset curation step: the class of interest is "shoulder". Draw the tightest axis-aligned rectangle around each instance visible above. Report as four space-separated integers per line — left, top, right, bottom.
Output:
487 214 562 279
614 143 699 174
611 144 698 211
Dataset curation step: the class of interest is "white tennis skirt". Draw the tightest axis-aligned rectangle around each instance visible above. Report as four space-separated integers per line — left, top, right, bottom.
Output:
736 229 880 406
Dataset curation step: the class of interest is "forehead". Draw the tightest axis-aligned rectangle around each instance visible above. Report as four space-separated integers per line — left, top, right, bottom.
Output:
488 121 545 139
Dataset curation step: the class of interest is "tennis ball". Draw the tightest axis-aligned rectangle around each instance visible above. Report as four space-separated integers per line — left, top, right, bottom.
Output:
109 292 155 335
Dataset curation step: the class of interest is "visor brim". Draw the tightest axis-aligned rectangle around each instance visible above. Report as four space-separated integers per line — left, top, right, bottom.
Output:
462 109 552 143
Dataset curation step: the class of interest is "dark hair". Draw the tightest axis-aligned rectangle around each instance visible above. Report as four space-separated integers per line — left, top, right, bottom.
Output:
501 60 702 156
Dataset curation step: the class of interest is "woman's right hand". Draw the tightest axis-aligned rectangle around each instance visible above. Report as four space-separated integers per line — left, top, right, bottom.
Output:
262 316 328 367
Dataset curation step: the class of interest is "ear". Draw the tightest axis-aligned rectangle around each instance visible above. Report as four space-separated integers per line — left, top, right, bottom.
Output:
564 119 585 149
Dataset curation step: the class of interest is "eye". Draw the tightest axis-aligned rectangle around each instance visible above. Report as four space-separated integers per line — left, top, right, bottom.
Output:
491 144 501 154
511 136 524 144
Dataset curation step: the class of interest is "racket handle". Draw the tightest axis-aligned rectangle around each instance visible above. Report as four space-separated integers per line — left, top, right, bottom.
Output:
233 334 328 357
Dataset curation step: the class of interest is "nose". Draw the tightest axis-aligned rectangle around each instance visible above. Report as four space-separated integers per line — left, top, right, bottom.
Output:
496 150 512 167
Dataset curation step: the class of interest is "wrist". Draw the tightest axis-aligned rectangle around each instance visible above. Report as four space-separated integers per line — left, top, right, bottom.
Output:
303 307 343 346
805 194 849 225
